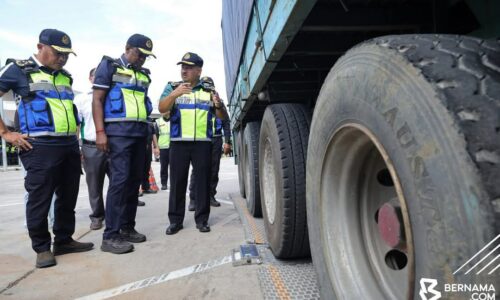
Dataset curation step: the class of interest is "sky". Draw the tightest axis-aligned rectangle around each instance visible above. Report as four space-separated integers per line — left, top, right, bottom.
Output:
0 0 227 110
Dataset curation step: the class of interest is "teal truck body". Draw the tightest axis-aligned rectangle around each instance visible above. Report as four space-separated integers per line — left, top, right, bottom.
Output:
222 1 500 298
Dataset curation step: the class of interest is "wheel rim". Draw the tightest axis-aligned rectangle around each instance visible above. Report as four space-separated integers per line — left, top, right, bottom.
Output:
262 137 277 224
320 124 413 299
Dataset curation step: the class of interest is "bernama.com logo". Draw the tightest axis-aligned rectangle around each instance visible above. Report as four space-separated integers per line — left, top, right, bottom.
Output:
419 234 499 300
419 278 496 300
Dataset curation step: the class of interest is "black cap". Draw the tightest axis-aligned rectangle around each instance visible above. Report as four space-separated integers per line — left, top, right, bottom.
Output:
39 29 76 55
127 33 156 58
177 52 203 67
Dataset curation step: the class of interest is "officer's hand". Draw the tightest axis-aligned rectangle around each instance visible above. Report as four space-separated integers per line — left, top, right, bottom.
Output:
223 143 232 155
96 132 108 153
2 132 32 151
173 83 192 97
154 148 160 158
212 91 222 108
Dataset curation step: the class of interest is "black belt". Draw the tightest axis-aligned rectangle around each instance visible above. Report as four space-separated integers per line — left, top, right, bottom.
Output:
82 139 97 145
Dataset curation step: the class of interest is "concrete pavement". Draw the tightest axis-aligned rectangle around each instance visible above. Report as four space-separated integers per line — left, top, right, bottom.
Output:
0 157 263 299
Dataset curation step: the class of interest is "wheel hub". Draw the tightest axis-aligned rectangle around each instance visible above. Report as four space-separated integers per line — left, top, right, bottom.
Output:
377 201 406 251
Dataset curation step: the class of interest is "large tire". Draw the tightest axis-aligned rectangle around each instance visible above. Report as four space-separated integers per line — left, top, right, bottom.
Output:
259 103 311 258
243 121 262 217
307 34 500 300
236 129 246 198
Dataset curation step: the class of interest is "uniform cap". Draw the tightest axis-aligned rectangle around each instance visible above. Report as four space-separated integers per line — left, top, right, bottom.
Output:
39 29 76 55
127 33 156 58
177 52 203 67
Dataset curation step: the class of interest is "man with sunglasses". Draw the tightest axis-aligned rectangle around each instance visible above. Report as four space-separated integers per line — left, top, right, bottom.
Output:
93 34 155 254
0 29 94 268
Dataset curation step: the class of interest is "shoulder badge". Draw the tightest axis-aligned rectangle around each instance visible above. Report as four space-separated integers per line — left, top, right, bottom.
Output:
6 59 35 69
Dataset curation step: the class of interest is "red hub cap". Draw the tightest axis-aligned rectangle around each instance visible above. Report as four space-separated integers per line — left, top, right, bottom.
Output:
377 202 405 250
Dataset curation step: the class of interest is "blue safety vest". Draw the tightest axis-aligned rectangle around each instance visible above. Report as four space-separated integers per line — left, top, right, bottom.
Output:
169 82 214 142
11 59 78 137
102 56 152 123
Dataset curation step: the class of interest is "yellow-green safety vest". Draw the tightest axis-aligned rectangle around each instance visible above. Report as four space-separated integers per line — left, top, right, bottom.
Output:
103 60 152 123
156 117 170 149
18 68 77 137
170 87 214 141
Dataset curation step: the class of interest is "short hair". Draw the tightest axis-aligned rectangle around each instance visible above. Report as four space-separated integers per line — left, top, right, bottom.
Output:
89 68 96 77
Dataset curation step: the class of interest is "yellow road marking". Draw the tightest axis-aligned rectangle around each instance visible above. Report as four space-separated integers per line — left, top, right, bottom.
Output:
238 198 265 244
269 265 291 300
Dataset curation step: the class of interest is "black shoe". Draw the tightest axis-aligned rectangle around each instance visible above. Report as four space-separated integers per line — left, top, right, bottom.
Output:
90 219 103 230
196 223 211 233
143 189 157 194
165 224 183 235
120 229 146 243
188 200 195 211
210 197 221 207
101 237 134 254
53 240 94 256
36 251 56 268
138 200 146 206
161 185 168 190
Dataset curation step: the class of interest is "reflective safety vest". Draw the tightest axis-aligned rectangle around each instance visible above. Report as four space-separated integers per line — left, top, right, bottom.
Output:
13 59 78 137
156 117 170 149
170 85 214 142
102 57 152 123
213 117 223 137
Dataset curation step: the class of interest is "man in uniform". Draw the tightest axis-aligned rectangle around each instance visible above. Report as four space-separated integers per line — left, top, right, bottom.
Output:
93 34 155 254
159 52 228 235
0 29 94 268
156 111 171 190
188 76 232 211
74 68 109 230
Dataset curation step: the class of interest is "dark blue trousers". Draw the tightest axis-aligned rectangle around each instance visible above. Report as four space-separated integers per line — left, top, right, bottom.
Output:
20 142 80 253
168 141 212 226
103 136 146 240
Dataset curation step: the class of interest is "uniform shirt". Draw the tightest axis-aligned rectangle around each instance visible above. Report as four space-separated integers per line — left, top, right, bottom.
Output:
73 90 96 141
0 56 78 146
93 54 148 137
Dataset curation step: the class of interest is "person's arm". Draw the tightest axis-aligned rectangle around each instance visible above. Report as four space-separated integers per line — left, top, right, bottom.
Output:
212 91 228 120
158 83 191 113
93 89 107 152
92 59 112 153
0 63 32 149
152 134 160 158
0 115 32 150
221 118 232 155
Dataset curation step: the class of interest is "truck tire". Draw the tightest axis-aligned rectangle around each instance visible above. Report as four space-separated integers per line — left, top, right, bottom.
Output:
259 103 311 258
243 121 262 217
307 34 500 300
236 129 246 198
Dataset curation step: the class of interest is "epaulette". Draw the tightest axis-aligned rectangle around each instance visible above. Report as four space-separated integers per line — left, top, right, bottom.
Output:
101 55 121 68
6 58 37 71
140 67 151 75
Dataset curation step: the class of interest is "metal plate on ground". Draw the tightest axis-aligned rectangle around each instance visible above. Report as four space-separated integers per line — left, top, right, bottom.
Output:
232 244 263 266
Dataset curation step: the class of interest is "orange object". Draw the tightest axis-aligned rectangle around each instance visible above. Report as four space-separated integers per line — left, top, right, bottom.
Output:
148 167 159 192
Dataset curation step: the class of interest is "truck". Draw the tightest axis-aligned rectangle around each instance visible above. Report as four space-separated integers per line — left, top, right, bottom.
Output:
221 0 500 299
